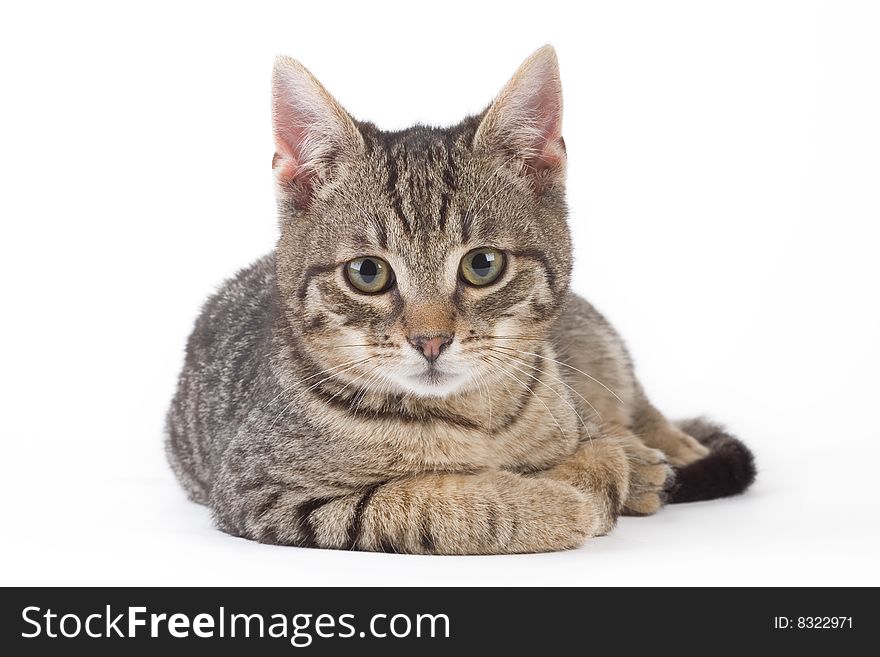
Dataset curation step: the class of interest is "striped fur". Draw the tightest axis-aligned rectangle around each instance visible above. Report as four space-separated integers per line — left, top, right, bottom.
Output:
166 46 753 554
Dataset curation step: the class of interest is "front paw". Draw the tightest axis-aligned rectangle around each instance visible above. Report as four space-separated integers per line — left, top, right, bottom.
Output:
536 442 629 535
495 475 606 552
619 438 675 516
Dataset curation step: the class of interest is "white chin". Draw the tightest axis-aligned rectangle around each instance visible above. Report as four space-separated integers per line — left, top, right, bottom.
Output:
397 370 470 398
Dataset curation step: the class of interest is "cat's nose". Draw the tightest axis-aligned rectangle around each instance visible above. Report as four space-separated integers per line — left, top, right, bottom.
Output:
407 334 454 364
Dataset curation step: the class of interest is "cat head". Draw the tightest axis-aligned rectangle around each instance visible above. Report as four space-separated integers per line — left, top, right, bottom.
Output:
272 46 571 399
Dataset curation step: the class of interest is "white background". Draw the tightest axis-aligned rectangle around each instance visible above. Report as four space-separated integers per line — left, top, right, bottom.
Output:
2 0 878 586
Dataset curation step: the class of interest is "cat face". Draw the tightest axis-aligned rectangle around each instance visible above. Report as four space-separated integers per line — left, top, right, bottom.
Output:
273 47 571 399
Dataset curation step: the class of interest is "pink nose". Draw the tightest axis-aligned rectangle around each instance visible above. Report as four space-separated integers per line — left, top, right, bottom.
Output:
408 334 453 364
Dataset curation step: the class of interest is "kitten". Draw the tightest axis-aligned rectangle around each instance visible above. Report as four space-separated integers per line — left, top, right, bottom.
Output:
166 46 755 554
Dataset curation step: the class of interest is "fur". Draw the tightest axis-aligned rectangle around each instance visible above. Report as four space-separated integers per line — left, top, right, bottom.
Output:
668 418 757 504
166 46 755 554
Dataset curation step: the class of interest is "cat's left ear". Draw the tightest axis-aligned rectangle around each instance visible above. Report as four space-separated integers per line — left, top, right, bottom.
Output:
474 45 566 192
272 56 364 209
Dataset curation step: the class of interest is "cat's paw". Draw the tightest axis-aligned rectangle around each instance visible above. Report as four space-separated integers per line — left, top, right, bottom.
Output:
663 431 710 467
619 438 675 516
498 475 605 552
534 441 631 536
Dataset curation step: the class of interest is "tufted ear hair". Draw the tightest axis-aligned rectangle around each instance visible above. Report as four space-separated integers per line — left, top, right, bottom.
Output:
272 56 363 208
474 45 566 192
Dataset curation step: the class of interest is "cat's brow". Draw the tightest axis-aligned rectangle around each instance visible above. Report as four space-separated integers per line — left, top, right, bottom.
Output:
460 211 474 243
350 231 386 253
369 217 388 250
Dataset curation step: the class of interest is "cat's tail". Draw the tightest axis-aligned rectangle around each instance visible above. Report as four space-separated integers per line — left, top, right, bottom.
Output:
666 417 757 504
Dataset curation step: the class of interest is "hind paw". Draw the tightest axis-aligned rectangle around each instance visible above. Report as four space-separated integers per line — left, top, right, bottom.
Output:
664 432 710 467
644 426 710 467
619 439 675 516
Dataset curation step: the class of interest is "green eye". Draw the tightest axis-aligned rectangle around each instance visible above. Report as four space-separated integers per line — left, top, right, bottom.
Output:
345 256 394 294
460 248 505 286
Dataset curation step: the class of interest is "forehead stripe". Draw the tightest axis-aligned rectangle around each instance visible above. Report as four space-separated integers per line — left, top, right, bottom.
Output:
438 192 450 232
384 142 412 235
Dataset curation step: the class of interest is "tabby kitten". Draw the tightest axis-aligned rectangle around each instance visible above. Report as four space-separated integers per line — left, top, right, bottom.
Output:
166 46 755 554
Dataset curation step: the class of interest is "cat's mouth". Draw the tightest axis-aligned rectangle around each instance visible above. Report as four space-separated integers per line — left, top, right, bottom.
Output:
396 365 471 398
421 367 449 386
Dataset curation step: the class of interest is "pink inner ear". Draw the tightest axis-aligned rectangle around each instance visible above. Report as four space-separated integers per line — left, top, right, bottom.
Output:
515 93 565 192
272 143 305 183
480 48 567 189
272 148 296 181
524 66 565 164
271 57 362 207
272 110 310 181
527 108 565 174
272 120 316 207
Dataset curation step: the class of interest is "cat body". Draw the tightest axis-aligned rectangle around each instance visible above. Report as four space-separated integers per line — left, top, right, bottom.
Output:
166 47 755 554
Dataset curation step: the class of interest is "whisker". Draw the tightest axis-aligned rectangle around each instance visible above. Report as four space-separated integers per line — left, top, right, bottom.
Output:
491 344 625 404
270 356 376 429
291 358 382 406
349 367 378 401
264 355 374 408
461 335 550 345
480 355 568 441
325 363 380 405
351 369 387 415
472 364 493 432
488 346 603 421
484 351 593 443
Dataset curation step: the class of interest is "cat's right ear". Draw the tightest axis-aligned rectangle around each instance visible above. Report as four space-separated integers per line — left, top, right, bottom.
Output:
272 56 363 209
